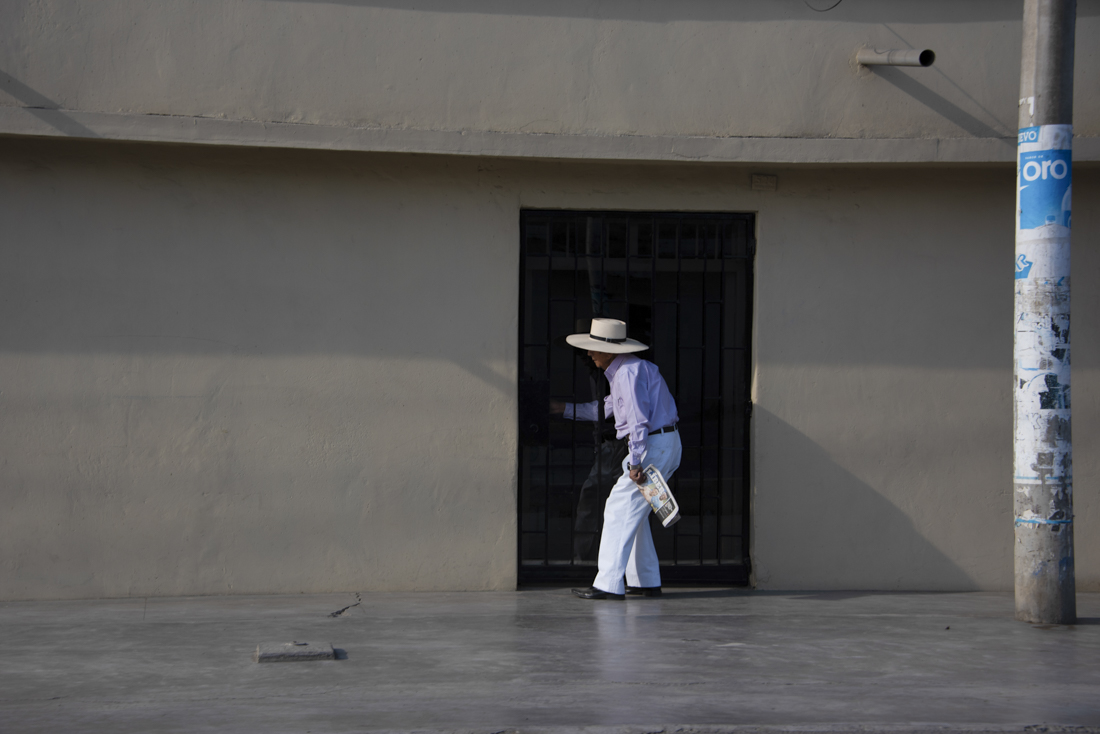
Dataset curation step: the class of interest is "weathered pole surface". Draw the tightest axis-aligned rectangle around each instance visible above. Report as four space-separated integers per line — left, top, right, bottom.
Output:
1014 0 1076 624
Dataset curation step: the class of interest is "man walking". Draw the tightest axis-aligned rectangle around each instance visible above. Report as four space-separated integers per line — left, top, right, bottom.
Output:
553 318 681 600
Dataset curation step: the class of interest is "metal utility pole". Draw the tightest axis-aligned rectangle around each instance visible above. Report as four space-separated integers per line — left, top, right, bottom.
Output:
1014 0 1076 624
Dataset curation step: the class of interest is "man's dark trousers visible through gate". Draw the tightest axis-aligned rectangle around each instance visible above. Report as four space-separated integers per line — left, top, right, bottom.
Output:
573 436 628 562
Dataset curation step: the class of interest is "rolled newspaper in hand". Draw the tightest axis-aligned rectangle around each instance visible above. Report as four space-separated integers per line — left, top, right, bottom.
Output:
638 464 680 528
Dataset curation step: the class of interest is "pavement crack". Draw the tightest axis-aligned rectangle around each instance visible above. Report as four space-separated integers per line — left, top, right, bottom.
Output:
329 592 362 618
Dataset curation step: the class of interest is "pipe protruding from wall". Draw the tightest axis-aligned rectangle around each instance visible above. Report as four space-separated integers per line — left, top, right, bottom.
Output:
856 48 935 67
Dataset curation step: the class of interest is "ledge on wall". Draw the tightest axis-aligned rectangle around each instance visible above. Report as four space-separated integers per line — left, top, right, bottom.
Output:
2 105 1097 165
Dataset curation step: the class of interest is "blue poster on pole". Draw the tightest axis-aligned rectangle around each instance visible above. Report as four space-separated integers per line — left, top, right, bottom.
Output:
1018 149 1072 231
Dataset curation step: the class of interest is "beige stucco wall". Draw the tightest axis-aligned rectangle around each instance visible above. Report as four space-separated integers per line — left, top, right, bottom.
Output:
751 166 1098 591
1 137 1097 599
0 139 522 598
1 1 1098 163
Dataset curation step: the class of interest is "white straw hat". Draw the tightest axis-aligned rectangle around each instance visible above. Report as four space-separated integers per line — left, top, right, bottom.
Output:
565 318 648 353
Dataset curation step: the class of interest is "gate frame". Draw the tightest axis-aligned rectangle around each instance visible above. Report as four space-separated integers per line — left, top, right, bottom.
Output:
516 209 755 586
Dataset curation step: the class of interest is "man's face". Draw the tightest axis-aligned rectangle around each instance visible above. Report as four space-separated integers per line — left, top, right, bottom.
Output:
587 350 616 370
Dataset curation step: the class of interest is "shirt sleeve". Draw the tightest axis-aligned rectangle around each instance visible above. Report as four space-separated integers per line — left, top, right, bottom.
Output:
618 366 653 466
564 401 599 422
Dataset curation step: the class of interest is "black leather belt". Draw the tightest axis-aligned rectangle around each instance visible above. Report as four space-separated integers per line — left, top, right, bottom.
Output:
650 424 678 435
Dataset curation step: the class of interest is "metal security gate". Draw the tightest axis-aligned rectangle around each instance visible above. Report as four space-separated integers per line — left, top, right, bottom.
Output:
518 210 754 585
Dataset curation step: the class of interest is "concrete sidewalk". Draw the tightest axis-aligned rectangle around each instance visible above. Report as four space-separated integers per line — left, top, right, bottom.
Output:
1 589 1098 733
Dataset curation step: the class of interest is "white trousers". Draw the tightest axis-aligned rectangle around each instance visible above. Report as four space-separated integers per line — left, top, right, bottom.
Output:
592 431 683 595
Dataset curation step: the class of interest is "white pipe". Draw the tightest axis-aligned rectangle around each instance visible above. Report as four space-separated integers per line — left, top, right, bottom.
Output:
856 48 935 67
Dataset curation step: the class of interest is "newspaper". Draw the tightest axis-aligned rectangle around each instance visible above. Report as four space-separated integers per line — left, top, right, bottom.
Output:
638 464 680 528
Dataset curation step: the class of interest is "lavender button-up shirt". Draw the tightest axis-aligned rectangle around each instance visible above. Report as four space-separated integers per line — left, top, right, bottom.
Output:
564 354 679 467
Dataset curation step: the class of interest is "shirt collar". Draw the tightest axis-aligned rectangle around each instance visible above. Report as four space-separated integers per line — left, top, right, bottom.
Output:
604 353 633 380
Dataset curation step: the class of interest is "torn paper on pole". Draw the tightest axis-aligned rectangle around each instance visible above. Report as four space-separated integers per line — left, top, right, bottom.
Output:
1014 123 1073 501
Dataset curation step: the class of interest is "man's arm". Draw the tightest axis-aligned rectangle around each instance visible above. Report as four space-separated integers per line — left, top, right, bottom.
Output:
616 365 653 485
550 400 599 421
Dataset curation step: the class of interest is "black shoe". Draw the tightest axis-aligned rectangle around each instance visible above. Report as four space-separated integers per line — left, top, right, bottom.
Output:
625 585 662 597
571 586 625 600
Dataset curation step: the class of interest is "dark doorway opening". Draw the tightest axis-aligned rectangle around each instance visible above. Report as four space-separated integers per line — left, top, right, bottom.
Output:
518 210 754 585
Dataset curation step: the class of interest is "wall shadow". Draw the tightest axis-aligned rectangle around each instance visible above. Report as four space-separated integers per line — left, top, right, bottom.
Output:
870 66 1007 140
753 407 984 591
0 72 99 138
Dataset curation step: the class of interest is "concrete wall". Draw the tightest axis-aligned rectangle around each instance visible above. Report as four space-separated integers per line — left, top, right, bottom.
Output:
1 1 1099 163
751 166 1099 591
1 136 1097 599
0 139 521 598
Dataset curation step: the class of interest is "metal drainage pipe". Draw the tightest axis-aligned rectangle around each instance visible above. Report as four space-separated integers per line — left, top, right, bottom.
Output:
856 48 935 67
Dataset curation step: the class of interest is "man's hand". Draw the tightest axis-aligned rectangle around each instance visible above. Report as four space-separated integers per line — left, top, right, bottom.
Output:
629 466 646 485
549 400 566 416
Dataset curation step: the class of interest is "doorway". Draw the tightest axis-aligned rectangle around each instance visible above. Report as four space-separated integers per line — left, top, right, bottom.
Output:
518 210 754 584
